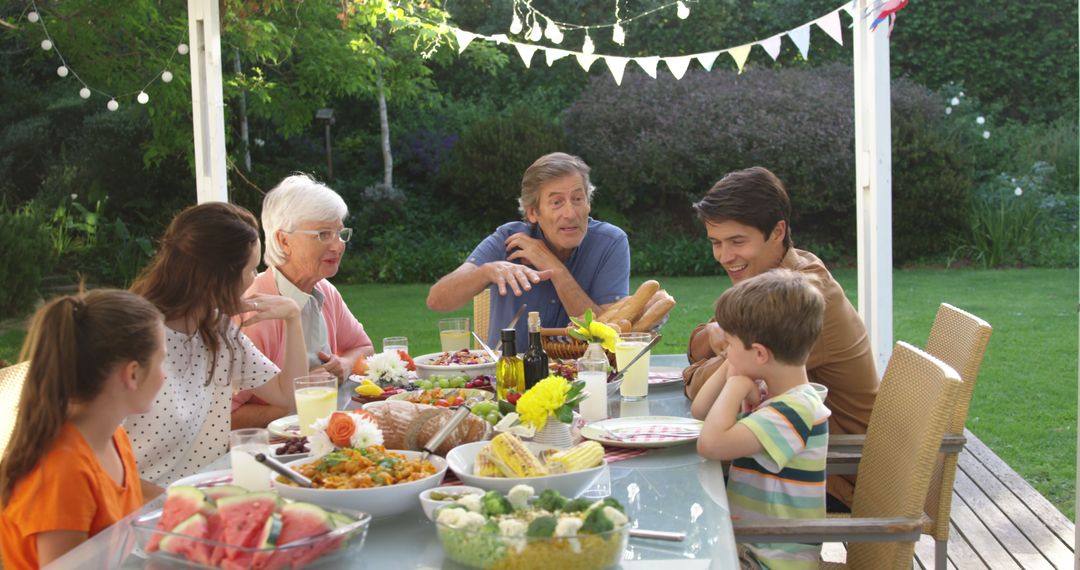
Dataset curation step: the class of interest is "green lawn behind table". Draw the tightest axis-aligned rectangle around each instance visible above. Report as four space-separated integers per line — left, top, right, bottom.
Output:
0 269 1075 518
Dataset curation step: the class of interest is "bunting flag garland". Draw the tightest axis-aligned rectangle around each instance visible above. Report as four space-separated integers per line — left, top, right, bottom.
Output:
450 2 855 85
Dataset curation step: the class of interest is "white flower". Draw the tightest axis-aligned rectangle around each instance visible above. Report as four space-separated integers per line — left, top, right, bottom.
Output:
70 193 78 200
950 97 960 106
365 351 408 386
982 131 991 139
1014 187 1023 196
959 91 965 97
945 107 953 115
976 116 986 125
349 416 384 448
308 430 334 457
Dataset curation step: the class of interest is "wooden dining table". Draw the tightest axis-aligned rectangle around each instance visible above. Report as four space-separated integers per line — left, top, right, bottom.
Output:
46 354 738 569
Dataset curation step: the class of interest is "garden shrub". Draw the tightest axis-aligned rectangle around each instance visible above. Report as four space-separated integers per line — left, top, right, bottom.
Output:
436 104 568 226
564 64 975 264
0 206 52 318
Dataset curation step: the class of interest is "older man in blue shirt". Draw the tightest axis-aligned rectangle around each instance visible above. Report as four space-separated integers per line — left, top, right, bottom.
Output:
427 152 630 345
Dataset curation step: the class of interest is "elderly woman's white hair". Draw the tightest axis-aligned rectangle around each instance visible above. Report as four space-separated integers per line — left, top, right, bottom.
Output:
262 173 348 267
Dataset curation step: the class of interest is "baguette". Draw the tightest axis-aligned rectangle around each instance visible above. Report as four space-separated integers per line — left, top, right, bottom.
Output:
642 289 667 314
596 296 631 322
614 319 632 333
612 280 660 324
632 295 676 332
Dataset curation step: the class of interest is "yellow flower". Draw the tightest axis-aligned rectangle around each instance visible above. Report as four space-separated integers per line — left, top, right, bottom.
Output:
516 375 571 430
589 321 619 352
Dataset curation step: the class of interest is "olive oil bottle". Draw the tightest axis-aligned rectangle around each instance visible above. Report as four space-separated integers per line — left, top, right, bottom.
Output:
496 328 524 400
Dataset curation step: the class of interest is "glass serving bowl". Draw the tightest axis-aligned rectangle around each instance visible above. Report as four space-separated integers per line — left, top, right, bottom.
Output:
435 518 629 570
132 503 371 569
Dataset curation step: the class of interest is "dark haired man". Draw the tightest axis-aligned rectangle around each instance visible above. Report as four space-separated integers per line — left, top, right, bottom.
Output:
684 166 879 510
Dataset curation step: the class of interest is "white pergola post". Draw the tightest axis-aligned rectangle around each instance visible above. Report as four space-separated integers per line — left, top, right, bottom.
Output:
853 1 894 375
187 0 229 203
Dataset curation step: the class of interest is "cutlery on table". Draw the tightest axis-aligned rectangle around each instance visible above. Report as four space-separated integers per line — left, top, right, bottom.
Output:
419 403 473 462
471 331 500 362
496 303 528 352
629 528 687 542
255 452 313 488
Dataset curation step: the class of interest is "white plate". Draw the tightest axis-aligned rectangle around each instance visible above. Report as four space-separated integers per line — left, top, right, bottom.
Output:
648 366 684 386
580 416 703 449
265 443 310 463
267 414 302 438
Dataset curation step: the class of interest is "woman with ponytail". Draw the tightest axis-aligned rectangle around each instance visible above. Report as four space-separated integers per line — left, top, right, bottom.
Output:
0 290 165 567
126 202 306 487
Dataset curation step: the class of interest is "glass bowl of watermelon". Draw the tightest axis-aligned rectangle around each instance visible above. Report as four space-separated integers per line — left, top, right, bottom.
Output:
132 484 371 569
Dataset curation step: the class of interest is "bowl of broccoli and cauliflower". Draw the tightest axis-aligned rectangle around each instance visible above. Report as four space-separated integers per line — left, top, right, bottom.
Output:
433 484 629 570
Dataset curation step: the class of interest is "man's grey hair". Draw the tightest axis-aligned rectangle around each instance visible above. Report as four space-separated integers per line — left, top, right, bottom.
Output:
518 152 595 219
262 173 348 267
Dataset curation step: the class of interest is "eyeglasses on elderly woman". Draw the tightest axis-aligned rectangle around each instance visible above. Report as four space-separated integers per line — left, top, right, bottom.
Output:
285 228 354 243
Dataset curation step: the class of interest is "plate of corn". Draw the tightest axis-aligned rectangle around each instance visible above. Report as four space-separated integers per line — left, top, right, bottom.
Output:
446 434 607 497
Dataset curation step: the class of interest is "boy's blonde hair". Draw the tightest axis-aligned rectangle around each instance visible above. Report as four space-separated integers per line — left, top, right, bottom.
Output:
714 269 825 365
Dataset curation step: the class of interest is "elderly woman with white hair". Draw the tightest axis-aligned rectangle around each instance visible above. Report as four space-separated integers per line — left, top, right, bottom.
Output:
232 174 375 429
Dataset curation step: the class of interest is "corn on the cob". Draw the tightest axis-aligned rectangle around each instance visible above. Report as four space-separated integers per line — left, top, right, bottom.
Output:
473 445 504 477
488 433 548 477
546 441 604 473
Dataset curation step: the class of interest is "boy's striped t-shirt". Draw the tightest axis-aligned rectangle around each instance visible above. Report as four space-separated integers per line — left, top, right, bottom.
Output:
727 383 831 569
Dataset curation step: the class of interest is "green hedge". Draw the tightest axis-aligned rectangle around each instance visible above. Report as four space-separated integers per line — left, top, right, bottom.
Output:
0 206 52 318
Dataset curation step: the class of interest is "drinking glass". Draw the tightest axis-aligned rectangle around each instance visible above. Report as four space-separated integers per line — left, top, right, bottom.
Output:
577 355 610 421
619 398 651 418
616 332 653 401
230 428 271 491
438 318 470 352
382 336 408 355
294 374 337 436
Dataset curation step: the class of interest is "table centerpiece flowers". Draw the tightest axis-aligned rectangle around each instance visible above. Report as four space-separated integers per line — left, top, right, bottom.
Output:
363 350 411 387
307 410 384 456
512 374 587 447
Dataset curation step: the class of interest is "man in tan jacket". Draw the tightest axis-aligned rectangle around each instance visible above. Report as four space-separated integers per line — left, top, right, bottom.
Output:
684 166 879 510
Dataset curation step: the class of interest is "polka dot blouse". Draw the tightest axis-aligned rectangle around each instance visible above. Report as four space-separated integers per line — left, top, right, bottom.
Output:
125 323 278 486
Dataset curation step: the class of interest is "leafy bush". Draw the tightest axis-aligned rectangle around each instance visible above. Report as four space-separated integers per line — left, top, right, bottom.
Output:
564 64 975 264
436 104 568 226
0 206 52 318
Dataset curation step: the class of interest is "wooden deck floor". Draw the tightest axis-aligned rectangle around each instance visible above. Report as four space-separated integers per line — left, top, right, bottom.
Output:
823 430 1075 569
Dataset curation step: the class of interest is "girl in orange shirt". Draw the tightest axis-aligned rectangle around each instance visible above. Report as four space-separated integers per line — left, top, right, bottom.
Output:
0 289 165 568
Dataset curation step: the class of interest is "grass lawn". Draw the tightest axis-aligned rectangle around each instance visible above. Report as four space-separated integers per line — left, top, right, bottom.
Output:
1 268 1076 517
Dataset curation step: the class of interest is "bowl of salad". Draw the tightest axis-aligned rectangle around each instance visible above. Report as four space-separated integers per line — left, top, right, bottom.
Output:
414 350 497 380
433 485 629 570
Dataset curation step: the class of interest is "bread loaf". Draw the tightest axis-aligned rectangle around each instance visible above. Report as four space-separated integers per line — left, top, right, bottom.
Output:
612 280 660 323
597 296 631 322
365 400 489 455
632 293 676 332
614 319 632 333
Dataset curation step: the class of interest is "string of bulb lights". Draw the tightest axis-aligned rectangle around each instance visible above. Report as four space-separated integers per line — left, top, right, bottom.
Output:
22 0 186 111
508 0 696 50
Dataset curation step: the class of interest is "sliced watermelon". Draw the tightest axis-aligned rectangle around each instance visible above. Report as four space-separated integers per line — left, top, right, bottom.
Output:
158 513 210 564
260 502 339 569
149 486 208 552
216 492 279 568
203 484 249 502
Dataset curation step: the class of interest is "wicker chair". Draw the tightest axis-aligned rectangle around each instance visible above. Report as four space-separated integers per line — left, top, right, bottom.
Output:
472 288 490 349
0 361 29 458
734 341 962 569
827 303 992 568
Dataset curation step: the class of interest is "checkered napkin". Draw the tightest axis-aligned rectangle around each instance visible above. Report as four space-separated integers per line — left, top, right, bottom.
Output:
600 424 700 444
648 370 683 385
439 445 647 486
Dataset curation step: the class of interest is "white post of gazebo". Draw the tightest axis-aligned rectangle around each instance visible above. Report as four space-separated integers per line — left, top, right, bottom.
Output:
853 1 894 374
187 0 229 203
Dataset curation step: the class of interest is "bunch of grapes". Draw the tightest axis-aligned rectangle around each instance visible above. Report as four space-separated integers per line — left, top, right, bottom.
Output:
275 436 309 456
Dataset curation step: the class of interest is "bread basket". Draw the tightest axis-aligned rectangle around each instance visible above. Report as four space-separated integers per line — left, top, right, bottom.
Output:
540 328 617 366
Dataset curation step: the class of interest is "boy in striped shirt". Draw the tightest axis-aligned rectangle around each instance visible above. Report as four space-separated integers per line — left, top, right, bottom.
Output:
692 268 830 569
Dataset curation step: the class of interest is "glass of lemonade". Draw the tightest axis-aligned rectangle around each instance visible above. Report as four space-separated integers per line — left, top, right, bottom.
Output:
294 374 337 436
438 318 470 352
382 336 408 355
616 332 653 401
230 428 271 491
